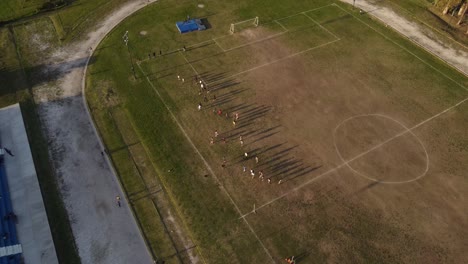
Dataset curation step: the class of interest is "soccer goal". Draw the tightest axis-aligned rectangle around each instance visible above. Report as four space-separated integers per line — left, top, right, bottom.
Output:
229 16 259 34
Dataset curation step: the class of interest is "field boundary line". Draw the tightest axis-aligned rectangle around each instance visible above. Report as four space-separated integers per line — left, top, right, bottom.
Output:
240 96 468 219
206 38 341 85
302 12 341 40
333 3 468 90
222 30 289 52
181 51 202 77
275 4 334 22
212 38 226 52
384 0 468 51
136 62 275 263
275 20 288 31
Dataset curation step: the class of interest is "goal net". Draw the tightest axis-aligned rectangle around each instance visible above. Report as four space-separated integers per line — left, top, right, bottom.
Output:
229 17 259 34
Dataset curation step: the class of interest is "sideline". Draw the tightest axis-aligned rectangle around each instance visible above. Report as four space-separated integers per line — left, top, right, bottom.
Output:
338 0 468 77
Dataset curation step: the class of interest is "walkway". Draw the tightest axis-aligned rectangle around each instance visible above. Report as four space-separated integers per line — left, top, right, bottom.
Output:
34 1 159 263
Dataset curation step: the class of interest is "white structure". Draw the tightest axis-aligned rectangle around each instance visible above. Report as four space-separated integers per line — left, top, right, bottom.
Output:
230 16 259 34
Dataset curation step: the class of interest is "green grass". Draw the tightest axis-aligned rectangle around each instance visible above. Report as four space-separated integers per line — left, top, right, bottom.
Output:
133 198 178 262
87 74 189 261
0 0 48 22
2 0 131 43
58 0 128 41
86 0 467 263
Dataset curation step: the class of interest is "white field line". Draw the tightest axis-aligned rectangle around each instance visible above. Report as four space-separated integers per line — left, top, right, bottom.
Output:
222 30 289 52
186 39 215 50
240 96 468 219
139 4 335 65
384 0 468 51
275 20 288 31
206 38 341 85
182 52 200 75
302 12 341 40
211 4 334 42
212 38 226 52
333 3 468 91
275 4 334 22
136 62 275 263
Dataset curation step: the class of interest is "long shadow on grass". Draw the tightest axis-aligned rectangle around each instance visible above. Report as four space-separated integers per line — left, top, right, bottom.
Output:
238 143 321 182
209 79 241 92
0 55 96 97
321 13 353 27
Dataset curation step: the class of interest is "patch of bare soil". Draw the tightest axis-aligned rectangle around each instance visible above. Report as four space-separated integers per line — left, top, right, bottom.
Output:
229 19 467 263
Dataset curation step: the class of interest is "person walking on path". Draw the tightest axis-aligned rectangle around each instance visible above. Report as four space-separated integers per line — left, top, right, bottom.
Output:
250 169 255 179
116 196 121 207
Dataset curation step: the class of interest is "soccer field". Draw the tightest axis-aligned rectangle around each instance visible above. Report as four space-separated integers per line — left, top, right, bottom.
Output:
86 0 468 262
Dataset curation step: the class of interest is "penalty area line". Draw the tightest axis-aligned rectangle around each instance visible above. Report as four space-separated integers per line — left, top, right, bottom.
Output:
332 3 467 91
206 38 341 86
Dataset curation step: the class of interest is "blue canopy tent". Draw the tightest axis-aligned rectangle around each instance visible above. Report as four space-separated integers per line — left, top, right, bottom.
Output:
176 19 206 33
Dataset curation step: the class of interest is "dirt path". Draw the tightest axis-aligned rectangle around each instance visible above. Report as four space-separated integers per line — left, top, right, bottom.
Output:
32 1 181 263
339 0 468 75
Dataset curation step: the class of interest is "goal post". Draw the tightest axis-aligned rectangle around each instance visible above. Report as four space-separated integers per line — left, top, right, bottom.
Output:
230 16 259 34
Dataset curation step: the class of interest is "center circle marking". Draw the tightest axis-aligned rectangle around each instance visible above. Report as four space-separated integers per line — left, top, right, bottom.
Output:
333 114 429 184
